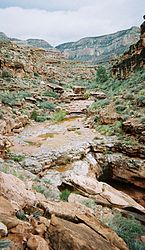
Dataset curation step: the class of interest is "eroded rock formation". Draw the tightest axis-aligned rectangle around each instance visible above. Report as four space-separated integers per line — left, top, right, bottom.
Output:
112 16 145 79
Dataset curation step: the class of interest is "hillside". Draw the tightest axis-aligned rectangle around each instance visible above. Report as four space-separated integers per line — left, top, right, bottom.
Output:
56 26 140 63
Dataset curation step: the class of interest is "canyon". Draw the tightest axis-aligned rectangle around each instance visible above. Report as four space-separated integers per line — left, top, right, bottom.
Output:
0 17 145 250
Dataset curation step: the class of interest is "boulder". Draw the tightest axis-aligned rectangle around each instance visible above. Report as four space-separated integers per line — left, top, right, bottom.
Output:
63 174 145 213
0 196 19 229
27 235 50 250
0 222 8 237
48 215 128 250
99 104 121 125
0 172 43 209
39 199 93 221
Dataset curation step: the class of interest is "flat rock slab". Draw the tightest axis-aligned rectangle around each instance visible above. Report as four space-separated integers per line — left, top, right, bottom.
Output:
9 117 97 166
64 100 94 114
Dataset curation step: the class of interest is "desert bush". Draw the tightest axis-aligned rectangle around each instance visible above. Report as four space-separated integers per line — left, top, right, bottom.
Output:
33 184 54 199
10 154 25 162
43 90 59 99
97 121 122 136
18 91 32 98
38 101 55 110
96 66 108 83
116 104 126 113
2 69 12 78
106 213 145 250
51 110 67 122
1 92 19 106
59 189 71 201
31 110 50 122
34 72 39 77
89 99 110 112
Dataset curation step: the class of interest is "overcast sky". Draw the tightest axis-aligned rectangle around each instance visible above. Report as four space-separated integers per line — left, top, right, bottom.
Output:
0 0 144 46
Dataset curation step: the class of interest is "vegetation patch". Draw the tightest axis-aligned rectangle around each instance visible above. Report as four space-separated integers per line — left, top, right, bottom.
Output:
43 90 59 99
59 189 71 201
1 69 12 78
38 101 55 110
51 110 67 122
31 110 50 122
96 66 108 83
96 121 122 136
106 213 145 250
33 184 53 199
9 154 25 162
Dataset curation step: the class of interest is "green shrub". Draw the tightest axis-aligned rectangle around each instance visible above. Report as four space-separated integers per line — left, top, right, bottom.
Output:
2 69 12 78
33 184 54 199
34 72 39 77
89 99 109 112
59 189 71 201
33 185 46 194
31 110 49 122
35 115 49 122
106 213 145 250
18 91 32 98
38 101 55 110
1 92 19 106
96 66 108 83
10 154 25 162
137 96 145 106
82 199 96 210
16 210 28 221
43 90 59 99
51 110 67 122
97 121 122 136
116 104 126 113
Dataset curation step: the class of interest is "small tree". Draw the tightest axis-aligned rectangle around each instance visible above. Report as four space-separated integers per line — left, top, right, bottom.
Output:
96 66 108 83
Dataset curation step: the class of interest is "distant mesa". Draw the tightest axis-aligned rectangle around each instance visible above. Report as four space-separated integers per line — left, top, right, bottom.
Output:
56 26 140 64
11 38 53 50
0 32 53 50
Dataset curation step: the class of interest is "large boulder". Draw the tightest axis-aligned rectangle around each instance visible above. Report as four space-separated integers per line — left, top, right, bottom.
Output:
63 174 145 213
48 215 128 250
0 172 45 209
0 196 19 229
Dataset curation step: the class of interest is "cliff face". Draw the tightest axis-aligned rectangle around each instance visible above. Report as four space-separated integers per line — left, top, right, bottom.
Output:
56 27 140 63
112 16 145 79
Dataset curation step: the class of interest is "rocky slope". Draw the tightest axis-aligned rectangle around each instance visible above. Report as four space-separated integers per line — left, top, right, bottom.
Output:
56 26 140 63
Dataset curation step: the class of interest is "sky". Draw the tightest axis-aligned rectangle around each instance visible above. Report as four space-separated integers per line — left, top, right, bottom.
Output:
0 0 144 46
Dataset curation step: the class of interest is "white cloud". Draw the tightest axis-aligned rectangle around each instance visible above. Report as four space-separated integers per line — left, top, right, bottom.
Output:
0 0 96 11
0 0 144 46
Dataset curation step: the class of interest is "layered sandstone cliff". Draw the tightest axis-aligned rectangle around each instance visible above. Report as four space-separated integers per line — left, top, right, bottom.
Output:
112 16 145 79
